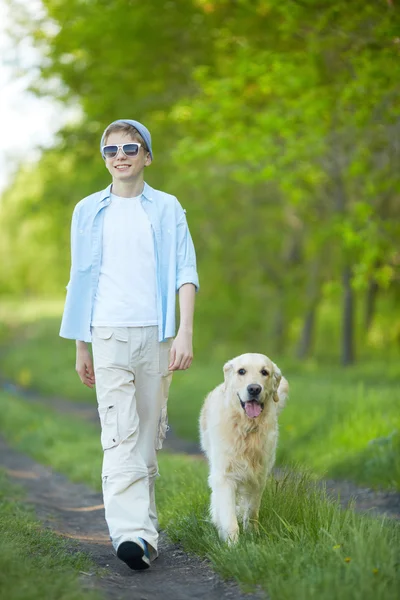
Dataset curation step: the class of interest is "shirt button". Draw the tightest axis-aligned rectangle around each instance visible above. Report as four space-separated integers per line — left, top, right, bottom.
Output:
79 229 83 234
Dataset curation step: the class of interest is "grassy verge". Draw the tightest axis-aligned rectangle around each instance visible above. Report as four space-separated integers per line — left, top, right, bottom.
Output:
0 470 100 600
0 309 96 403
1 309 399 489
0 391 399 600
168 362 400 490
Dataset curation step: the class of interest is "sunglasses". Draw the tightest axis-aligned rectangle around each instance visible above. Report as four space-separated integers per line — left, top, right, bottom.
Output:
102 142 142 158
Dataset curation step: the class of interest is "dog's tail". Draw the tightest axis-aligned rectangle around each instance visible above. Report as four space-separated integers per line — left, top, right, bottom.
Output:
276 377 289 415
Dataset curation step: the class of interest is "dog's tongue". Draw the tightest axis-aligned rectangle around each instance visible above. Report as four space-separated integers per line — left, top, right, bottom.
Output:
244 401 262 418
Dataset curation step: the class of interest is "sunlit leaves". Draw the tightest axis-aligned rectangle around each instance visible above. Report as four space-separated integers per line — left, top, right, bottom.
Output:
1 0 399 358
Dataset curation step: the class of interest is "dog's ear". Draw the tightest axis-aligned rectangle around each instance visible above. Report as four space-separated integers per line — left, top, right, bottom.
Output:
223 360 233 382
271 362 282 403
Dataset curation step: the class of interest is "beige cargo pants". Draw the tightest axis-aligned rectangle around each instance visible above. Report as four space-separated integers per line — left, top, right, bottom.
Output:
91 326 173 559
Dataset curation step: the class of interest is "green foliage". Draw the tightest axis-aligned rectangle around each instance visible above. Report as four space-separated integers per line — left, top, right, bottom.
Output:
1 0 400 361
168 470 400 600
0 302 399 489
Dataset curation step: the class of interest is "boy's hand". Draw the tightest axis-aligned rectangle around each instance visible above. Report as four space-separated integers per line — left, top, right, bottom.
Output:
76 342 96 388
169 329 193 371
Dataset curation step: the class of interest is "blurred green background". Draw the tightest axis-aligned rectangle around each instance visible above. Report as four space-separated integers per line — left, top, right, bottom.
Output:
1 0 399 365
0 1 399 488
0 13 399 600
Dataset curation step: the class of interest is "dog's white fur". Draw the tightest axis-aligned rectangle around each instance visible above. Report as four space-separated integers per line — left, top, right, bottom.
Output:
199 353 289 543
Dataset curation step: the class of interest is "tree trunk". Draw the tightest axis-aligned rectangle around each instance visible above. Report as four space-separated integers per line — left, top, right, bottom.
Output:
342 264 355 366
297 259 321 359
273 286 286 355
297 306 317 359
328 135 356 366
364 277 379 332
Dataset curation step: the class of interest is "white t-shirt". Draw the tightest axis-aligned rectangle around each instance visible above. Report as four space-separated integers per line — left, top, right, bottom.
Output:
91 193 158 326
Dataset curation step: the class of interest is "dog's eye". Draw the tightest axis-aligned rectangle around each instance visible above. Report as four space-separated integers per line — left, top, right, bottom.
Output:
261 369 270 377
238 368 246 375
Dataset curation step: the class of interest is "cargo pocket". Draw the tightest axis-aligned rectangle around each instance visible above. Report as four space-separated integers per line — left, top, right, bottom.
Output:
156 405 169 451
93 327 129 368
98 404 120 450
93 327 113 342
156 369 173 451
155 339 173 450
158 339 172 376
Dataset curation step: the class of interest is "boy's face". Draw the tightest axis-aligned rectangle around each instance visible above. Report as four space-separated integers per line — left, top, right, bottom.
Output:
103 131 152 182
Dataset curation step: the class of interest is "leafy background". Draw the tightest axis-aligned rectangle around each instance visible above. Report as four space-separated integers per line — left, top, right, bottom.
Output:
1 0 399 365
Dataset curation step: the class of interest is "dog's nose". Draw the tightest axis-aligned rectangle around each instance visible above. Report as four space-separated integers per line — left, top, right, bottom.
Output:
247 384 262 397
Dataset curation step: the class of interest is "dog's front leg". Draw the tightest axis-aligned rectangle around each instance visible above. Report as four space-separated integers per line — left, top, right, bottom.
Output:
241 485 263 532
210 474 239 544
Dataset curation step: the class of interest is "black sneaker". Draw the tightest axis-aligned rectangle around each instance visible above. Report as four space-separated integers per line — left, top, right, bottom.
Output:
116 538 151 570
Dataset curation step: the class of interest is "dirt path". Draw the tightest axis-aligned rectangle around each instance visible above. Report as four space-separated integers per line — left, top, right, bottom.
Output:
2 377 399 520
0 437 264 600
1 378 200 455
0 378 399 600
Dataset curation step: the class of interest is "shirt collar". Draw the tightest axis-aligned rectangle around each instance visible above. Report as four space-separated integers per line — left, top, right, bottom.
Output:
141 182 153 202
98 182 153 202
98 184 112 202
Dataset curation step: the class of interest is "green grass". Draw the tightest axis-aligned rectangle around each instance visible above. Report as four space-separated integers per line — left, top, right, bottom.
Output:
0 470 100 600
0 301 400 489
1 310 399 489
0 391 399 600
278 378 400 488
169 362 400 489
0 314 97 402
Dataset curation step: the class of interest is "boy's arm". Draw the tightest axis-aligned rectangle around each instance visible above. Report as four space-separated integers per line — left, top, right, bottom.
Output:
175 206 199 293
169 283 196 371
76 340 95 388
169 202 199 371
68 205 95 387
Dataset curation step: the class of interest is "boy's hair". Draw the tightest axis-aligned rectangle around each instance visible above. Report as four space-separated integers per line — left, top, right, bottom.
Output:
103 122 148 152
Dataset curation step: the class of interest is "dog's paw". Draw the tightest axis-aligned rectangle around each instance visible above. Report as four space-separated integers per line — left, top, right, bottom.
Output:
220 526 239 545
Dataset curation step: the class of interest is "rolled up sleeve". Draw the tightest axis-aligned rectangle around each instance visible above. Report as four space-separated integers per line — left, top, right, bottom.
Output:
176 211 200 292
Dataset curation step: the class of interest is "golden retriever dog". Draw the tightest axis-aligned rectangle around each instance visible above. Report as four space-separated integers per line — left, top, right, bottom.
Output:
199 353 289 544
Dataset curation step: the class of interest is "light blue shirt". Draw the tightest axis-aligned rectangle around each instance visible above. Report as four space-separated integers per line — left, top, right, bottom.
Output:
60 182 199 343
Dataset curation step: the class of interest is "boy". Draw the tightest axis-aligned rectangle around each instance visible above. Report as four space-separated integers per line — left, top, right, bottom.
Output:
60 119 199 570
